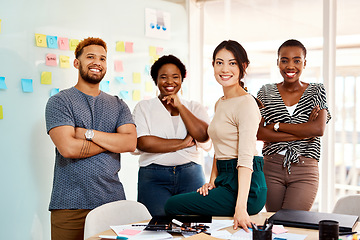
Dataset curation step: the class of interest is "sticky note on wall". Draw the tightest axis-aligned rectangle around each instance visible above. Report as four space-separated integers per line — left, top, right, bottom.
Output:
21 79 33 92
0 76 7 89
0 105 3 119
59 55 70 68
133 72 141 83
58 37 69 50
0 19 2 33
41 72 52 85
35 34 47 47
125 42 134 53
114 60 124 72
116 41 125 52
50 88 59 96
119 90 129 100
145 81 153 92
132 90 141 101
46 54 57 66
47 36 58 49
69 39 79 51
100 81 110 92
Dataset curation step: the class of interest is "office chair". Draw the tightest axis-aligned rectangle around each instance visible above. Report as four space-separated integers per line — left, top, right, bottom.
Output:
83 200 152 240
332 194 360 218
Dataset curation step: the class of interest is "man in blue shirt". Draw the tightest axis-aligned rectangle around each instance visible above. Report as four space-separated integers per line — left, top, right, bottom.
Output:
45 37 136 240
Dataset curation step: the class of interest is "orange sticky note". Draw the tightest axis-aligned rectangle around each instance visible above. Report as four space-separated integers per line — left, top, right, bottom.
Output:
116 41 125 52
133 72 141 83
125 42 133 53
59 55 70 68
114 60 124 72
41 72 52 85
35 34 47 47
58 37 69 50
46 54 57 66
69 39 79 51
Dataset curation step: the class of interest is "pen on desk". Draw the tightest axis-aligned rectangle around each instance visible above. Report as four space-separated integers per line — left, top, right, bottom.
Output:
264 222 273 231
338 231 357 236
251 222 258 231
131 224 148 226
262 218 268 230
98 235 128 240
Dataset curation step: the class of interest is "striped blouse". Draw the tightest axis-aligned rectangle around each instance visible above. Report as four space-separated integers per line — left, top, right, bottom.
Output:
257 83 331 172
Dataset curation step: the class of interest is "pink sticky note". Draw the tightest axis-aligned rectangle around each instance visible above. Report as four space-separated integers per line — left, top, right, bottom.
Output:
272 225 288 234
46 54 57 66
58 37 69 50
125 42 133 53
117 229 141 236
114 60 124 72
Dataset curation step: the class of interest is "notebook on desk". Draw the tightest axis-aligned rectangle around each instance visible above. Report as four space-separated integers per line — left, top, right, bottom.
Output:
269 209 359 232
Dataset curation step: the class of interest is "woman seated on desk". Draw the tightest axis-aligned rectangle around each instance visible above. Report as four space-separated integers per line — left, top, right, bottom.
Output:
132 55 211 216
164 40 267 232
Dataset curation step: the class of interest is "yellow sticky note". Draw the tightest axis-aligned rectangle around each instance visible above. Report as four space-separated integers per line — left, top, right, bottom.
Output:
59 55 70 68
116 41 125 52
35 34 47 47
69 39 79 51
149 46 156 57
41 72 52 85
0 105 3 119
133 72 141 83
0 19 2 33
132 90 141 101
145 81 153 92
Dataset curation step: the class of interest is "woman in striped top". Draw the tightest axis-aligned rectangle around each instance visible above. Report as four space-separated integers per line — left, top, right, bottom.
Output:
257 39 331 212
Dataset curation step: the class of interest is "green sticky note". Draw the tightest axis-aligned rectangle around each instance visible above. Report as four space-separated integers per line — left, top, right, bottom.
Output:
0 105 3 119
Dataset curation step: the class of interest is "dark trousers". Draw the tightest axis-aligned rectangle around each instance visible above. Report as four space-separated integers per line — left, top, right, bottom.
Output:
138 162 205 216
164 157 267 216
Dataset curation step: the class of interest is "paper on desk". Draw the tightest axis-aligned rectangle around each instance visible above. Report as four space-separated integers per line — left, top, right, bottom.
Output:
111 224 172 239
211 230 232 239
207 219 234 233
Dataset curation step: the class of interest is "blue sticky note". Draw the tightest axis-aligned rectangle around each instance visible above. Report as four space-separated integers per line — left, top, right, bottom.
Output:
100 81 110 92
46 35 58 49
115 76 126 84
119 90 129 100
0 76 7 89
50 88 59 96
21 78 33 93
144 65 150 75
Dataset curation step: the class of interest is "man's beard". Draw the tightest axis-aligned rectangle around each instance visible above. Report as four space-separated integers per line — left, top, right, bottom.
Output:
79 63 106 84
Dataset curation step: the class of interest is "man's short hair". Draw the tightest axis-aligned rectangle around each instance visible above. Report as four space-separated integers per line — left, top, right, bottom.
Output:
75 37 107 59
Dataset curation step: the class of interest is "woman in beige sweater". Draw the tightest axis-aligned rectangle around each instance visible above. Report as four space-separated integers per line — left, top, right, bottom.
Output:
165 40 267 232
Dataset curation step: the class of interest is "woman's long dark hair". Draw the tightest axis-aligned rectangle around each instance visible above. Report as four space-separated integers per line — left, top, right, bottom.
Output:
213 40 263 108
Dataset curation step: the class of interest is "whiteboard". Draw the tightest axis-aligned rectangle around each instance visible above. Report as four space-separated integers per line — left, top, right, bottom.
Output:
0 0 188 239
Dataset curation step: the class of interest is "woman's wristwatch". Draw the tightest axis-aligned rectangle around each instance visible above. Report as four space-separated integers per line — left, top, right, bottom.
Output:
274 122 280 132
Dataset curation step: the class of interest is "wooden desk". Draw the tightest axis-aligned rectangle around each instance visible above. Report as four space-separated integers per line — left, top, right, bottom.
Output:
87 212 359 240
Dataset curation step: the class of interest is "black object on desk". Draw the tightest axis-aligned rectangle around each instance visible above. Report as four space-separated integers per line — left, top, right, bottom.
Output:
144 215 212 233
268 209 359 232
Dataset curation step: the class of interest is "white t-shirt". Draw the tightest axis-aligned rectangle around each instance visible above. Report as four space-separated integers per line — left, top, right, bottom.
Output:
132 97 211 167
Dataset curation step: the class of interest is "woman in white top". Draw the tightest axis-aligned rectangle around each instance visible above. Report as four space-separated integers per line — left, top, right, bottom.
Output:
165 41 267 232
132 55 211 216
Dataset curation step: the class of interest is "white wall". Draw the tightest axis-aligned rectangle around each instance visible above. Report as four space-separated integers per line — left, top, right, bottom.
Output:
0 1 188 239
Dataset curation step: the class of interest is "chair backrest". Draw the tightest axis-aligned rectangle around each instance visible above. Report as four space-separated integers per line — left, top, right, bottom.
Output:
84 200 152 240
332 194 360 218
